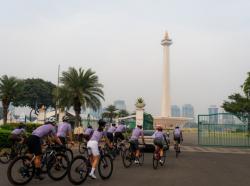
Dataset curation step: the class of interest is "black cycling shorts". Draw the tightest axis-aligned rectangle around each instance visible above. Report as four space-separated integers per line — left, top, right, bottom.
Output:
58 136 67 146
129 139 139 152
114 132 125 142
107 132 114 142
27 135 42 156
174 137 181 144
154 139 164 148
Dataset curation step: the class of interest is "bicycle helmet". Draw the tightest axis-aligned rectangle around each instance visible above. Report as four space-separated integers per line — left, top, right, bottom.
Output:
45 116 57 124
98 119 106 127
62 115 70 122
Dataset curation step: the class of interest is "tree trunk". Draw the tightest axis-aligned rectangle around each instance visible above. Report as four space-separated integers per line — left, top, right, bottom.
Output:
29 108 33 122
2 99 9 124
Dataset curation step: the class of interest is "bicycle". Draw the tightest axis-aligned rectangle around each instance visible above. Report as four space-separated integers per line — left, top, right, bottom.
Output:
78 138 88 156
122 141 144 168
152 145 167 169
7 145 70 185
68 145 113 185
0 140 28 164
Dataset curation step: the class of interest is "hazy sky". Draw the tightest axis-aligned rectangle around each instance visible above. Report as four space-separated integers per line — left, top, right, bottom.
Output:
0 0 250 116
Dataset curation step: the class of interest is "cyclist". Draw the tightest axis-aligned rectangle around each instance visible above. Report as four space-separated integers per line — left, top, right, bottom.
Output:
83 125 94 142
114 120 126 143
26 116 63 180
9 123 26 158
129 123 145 164
107 123 116 144
173 125 183 152
57 115 74 146
153 125 167 165
87 119 111 179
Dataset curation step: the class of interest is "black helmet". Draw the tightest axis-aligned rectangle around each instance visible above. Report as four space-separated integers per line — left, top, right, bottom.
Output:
18 123 25 129
112 123 116 126
62 115 70 122
98 119 106 127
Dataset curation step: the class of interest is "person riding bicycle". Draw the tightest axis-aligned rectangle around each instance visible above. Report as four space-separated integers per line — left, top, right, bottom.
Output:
107 123 116 144
114 120 126 143
83 125 94 142
153 125 167 165
87 119 111 179
26 116 63 180
173 125 183 152
56 115 74 146
129 123 145 164
9 123 26 158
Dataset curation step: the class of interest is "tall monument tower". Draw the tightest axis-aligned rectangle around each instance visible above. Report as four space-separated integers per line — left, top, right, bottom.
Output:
161 32 172 117
154 32 189 129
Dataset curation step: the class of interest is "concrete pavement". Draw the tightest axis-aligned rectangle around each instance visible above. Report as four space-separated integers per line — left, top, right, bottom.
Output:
1 149 250 186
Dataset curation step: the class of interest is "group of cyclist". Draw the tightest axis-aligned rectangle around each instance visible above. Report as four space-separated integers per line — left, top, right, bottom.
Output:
8 116 183 181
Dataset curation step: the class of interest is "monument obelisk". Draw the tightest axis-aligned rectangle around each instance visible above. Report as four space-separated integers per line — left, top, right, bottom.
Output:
154 32 188 128
161 32 172 117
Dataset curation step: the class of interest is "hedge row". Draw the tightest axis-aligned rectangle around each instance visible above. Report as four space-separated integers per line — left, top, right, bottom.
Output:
0 123 42 133
0 129 12 148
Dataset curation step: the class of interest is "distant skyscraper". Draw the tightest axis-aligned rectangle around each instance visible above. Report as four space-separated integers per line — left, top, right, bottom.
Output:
171 105 181 117
114 100 126 110
182 104 194 120
208 105 219 124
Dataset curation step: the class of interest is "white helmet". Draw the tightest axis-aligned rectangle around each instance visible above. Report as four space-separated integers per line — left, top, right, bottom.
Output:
45 116 56 124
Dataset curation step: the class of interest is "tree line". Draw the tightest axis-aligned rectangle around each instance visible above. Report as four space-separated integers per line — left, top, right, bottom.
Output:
0 67 104 126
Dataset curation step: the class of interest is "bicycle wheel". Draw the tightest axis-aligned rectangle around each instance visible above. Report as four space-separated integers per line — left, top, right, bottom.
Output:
122 149 132 168
79 142 87 154
98 154 113 179
152 154 159 169
68 155 89 185
138 150 144 165
176 146 179 158
65 148 73 162
7 156 35 185
47 153 69 181
0 148 11 164
161 150 167 166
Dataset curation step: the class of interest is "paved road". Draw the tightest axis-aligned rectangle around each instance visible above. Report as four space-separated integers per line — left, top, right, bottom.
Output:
1 149 250 186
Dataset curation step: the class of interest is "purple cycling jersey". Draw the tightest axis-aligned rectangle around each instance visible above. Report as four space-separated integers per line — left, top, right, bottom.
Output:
57 122 71 138
115 124 126 133
32 124 56 138
89 130 106 142
130 127 143 140
153 131 166 140
11 128 25 135
84 128 94 136
107 126 116 133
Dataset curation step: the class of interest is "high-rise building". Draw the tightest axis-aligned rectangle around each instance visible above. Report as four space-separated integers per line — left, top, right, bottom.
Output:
208 105 219 124
114 100 126 110
171 105 181 117
182 104 194 120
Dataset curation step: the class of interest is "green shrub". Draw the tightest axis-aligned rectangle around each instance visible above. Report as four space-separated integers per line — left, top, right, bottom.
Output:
0 123 42 133
0 129 11 148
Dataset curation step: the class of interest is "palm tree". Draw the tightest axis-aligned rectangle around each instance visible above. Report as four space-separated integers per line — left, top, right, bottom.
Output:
102 105 118 123
0 75 20 124
59 67 104 126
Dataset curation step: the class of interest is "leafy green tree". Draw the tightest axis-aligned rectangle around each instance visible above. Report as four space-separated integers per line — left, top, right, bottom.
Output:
0 75 21 124
222 72 250 130
118 109 130 118
102 105 118 123
14 78 56 121
59 67 104 126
